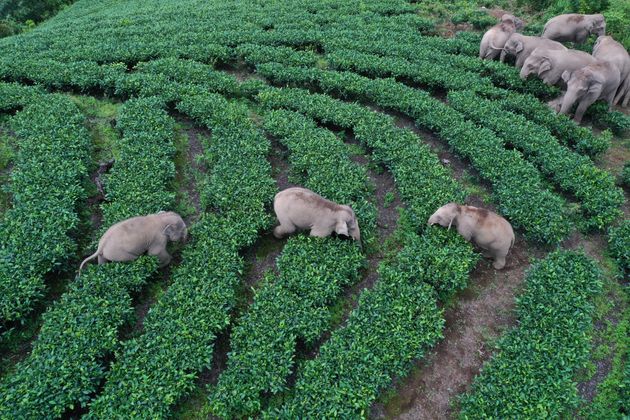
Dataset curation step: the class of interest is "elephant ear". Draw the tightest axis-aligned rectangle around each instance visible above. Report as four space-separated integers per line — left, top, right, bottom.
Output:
515 41 524 53
163 224 175 239
561 70 572 83
335 219 349 237
539 58 552 73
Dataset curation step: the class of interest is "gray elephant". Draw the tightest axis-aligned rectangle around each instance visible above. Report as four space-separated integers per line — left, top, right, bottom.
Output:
79 211 187 271
479 14 524 60
559 60 621 123
428 203 515 270
273 187 360 242
593 35 630 107
520 47 596 86
542 13 605 44
501 33 567 68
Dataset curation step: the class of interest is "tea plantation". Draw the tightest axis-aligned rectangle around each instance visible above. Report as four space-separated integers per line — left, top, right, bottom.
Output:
0 0 627 418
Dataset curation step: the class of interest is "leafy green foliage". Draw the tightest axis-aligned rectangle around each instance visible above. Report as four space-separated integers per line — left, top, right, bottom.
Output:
208 109 373 418
621 162 630 188
459 250 603 418
256 63 571 244
448 90 624 230
608 221 630 277
0 81 43 110
0 97 176 418
0 95 91 322
87 92 276 419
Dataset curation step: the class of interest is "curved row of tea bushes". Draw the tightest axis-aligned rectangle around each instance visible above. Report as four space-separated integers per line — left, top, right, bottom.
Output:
255 63 571 244
0 95 91 323
209 109 374 418
448 90 624 230
0 82 44 111
459 250 603 418
0 97 175 418
87 93 276 419
608 221 629 277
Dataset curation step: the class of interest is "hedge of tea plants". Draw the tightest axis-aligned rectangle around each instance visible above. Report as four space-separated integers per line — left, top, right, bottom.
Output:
608 221 630 277
0 81 43 111
209 110 373 418
0 97 175 418
459 250 603 418
255 63 571 244
448 90 624 230
87 92 276 419
0 95 91 323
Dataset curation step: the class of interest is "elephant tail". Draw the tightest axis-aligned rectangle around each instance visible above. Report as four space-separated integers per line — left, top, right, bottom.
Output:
79 250 100 273
489 40 504 50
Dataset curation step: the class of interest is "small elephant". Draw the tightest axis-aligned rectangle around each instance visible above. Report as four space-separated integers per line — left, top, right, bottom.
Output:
273 187 360 242
593 35 630 107
520 47 596 86
79 211 187 272
542 13 605 44
559 60 621 123
479 14 524 61
428 203 515 270
501 33 567 68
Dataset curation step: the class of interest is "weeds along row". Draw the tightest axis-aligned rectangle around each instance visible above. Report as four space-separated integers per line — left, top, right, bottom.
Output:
254 63 571 244
208 110 376 418
86 93 276 418
0 92 91 324
0 97 175 418
459 250 603 418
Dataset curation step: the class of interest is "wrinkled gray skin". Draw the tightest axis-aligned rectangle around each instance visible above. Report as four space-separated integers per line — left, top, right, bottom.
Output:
79 211 187 271
479 14 524 60
520 47 596 86
593 35 630 107
428 203 515 270
501 33 567 68
273 187 360 242
542 13 605 44
560 60 621 123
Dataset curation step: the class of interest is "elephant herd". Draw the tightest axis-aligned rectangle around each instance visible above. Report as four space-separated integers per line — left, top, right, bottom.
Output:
81 188 515 273
481 13 630 123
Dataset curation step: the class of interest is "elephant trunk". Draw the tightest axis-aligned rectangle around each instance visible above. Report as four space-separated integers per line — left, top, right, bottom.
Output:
559 90 579 115
519 66 531 80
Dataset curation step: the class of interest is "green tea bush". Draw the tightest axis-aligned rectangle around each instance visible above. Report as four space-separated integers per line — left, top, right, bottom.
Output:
0 82 43 110
448 90 624 230
459 250 603 418
621 162 630 187
209 109 373 418
608 221 629 277
256 63 571 244
87 92 276 418
0 97 175 418
0 95 91 323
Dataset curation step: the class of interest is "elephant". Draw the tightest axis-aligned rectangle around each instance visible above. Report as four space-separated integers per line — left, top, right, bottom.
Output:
593 35 630 107
79 211 187 272
559 60 621 123
501 33 567 68
427 203 515 270
520 47 596 86
479 14 524 60
273 187 360 242
541 13 605 44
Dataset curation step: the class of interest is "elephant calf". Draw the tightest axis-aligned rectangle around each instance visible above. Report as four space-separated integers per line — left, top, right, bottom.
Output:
479 14 523 60
79 211 187 272
521 47 596 86
428 203 515 270
273 187 360 242
501 33 566 69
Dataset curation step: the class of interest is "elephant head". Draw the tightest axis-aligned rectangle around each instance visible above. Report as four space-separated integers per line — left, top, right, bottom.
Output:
501 14 523 30
559 66 607 122
503 34 525 57
588 14 606 37
336 205 361 242
520 51 551 80
159 211 188 242
427 202 460 230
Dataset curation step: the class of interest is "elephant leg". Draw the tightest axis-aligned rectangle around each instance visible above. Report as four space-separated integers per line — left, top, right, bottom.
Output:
98 255 108 265
149 248 172 268
273 223 295 239
515 54 526 69
574 97 595 123
310 225 332 238
493 256 506 270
